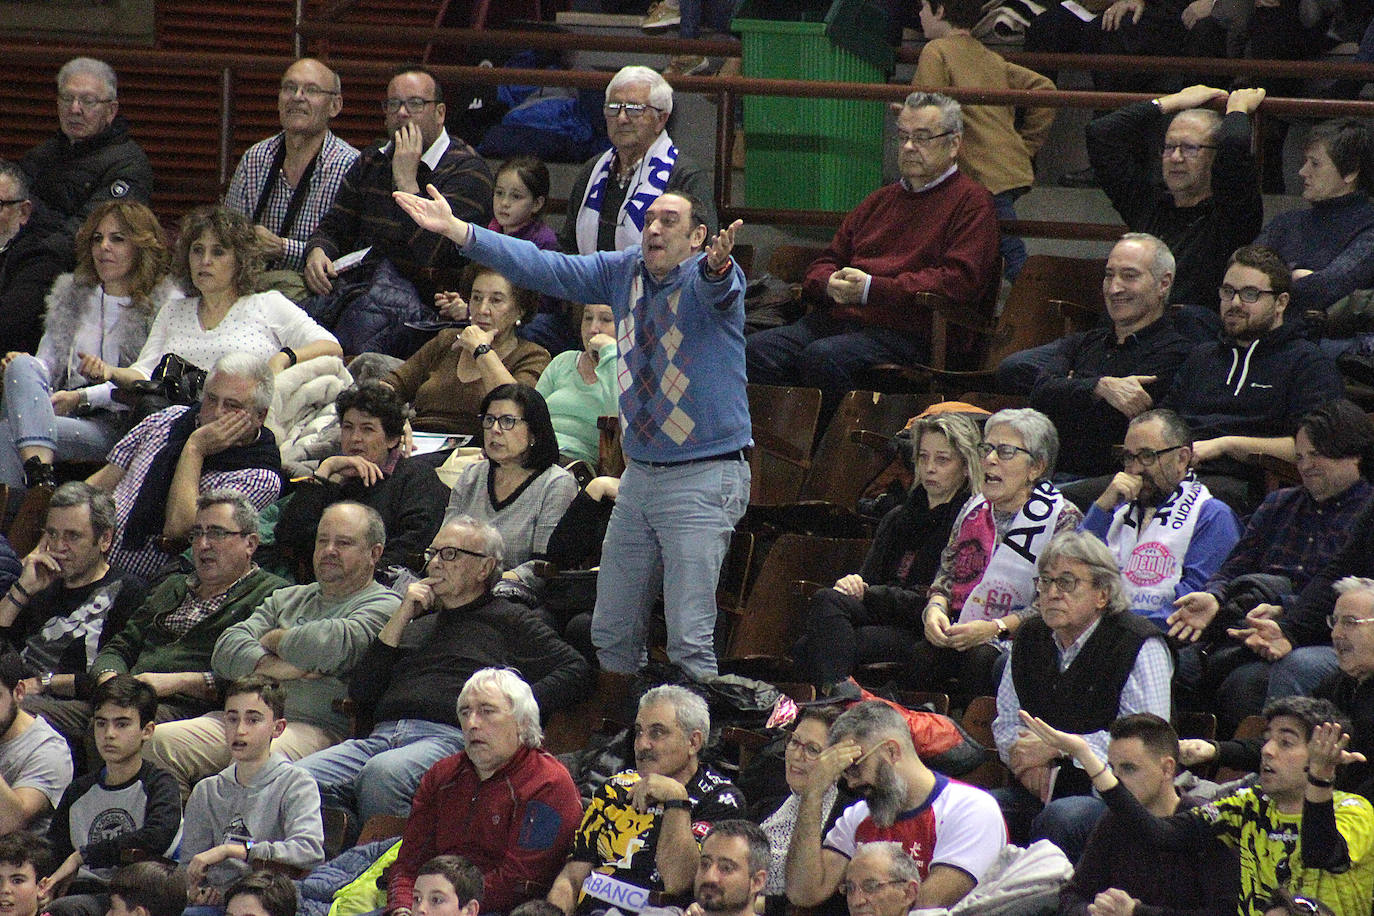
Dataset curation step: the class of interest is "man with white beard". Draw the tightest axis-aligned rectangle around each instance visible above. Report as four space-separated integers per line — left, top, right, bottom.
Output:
783 700 1006 911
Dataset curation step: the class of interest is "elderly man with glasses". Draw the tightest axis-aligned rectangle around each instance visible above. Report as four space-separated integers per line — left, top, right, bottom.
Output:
746 90 1000 427
19 57 152 263
1184 576 1374 809
225 58 359 274
558 65 715 256
294 515 588 832
303 65 492 353
989 530 1171 862
23 490 287 760
0 160 65 353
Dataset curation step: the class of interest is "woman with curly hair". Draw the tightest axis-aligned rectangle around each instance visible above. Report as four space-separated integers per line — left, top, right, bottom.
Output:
0 201 180 489
117 205 340 384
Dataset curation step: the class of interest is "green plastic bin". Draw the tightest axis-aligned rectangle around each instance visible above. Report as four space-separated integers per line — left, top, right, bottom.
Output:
733 17 886 212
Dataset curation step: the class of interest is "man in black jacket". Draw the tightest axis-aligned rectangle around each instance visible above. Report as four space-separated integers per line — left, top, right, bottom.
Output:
0 162 65 354
295 515 589 826
20 57 152 261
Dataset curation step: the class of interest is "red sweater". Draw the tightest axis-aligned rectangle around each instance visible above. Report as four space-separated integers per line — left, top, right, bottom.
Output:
802 172 1000 334
388 745 583 913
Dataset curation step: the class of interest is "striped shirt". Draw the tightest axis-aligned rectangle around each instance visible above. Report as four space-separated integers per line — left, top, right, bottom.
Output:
225 130 359 271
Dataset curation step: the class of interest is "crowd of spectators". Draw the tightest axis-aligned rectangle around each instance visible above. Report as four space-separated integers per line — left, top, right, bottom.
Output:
0 34 1373 916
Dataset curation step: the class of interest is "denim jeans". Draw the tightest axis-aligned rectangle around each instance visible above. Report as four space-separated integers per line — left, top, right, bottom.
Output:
0 354 126 486
591 456 749 680
295 718 465 823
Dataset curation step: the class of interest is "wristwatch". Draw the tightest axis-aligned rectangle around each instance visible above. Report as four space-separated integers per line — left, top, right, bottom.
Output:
473 343 493 358
994 618 1011 640
39 672 53 693
661 798 692 812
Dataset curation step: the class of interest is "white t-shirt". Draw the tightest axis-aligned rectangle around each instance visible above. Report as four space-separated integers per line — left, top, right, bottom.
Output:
0 715 74 834
130 290 337 378
823 775 1007 883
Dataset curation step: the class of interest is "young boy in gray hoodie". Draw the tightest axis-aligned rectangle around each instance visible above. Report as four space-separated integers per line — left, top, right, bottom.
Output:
181 675 325 907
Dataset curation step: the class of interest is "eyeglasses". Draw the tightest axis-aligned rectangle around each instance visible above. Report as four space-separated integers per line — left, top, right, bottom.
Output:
785 736 825 761
1161 142 1218 159
979 442 1034 461
58 92 114 109
1034 573 1084 595
838 880 907 897
423 545 489 564
281 82 340 99
382 97 438 115
1115 444 1185 468
188 525 248 542
603 102 663 119
1326 614 1374 630
896 129 955 147
0 199 26 209
479 413 527 431
844 739 891 775
1218 285 1277 304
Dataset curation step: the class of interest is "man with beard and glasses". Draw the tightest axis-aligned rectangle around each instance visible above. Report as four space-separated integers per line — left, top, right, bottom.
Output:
0 652 73 833
1082 409 1241 630
638 820 770 916
1159 245 1343 511
784 700 1005 912
547 686 744 916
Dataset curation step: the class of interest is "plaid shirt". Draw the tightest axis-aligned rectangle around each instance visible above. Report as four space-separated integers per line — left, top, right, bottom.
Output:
106 406 282 582
161 566 258 636
225 130 359 271
1204 479 1374 613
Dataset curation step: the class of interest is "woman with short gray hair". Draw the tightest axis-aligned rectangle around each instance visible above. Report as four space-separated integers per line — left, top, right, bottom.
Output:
916 407 1081 703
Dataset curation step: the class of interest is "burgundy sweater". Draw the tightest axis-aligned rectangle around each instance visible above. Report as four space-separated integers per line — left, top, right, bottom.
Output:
802 171 1000 334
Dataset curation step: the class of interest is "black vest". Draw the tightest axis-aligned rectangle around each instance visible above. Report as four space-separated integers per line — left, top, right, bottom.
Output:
1012 611 1163 794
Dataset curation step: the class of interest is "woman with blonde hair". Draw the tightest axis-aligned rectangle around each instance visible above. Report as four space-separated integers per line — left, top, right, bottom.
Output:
0 200 179 489
793 410 985 691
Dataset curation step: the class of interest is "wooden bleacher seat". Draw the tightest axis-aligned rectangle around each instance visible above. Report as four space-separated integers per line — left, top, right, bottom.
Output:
718 532 870 680
863 254 1106 397
746 384 822 508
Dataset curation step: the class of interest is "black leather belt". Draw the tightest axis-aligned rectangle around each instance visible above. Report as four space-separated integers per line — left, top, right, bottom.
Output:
641 446 752 468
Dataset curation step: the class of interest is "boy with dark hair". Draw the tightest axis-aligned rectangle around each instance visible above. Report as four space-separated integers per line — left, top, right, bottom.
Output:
414 855 484 916
1026 697 1374 916
107 861 188 916
181 675 323 906
224 871 296 916
0 830 49 916
44 675 181 916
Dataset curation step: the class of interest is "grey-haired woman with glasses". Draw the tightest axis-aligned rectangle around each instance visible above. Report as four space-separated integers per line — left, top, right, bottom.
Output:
919 408 1082 701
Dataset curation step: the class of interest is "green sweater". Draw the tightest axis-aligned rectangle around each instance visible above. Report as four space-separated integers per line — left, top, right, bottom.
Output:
91 568 287 710
211 580 398 734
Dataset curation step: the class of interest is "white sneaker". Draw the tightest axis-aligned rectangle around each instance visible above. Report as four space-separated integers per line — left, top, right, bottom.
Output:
641 0 681 29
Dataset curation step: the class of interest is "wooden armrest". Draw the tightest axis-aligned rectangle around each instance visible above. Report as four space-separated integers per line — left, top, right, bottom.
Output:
1051 298 1100 332
532 560 558 578
793 579 827 600
914 291 997 336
